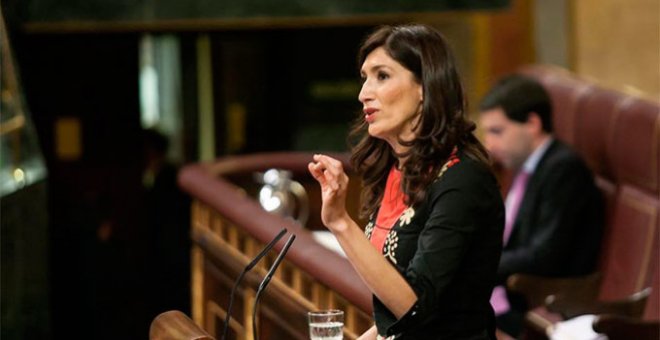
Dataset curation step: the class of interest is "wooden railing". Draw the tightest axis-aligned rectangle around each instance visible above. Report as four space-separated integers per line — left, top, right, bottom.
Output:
177 152 373 340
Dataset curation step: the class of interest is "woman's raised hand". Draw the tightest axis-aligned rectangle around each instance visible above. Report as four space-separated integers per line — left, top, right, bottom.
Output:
307 154 350 232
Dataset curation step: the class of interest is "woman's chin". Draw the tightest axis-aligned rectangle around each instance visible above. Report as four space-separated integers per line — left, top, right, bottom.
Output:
367 129 384 140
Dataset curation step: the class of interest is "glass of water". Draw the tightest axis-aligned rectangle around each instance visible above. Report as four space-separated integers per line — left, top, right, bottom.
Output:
308 309 344 340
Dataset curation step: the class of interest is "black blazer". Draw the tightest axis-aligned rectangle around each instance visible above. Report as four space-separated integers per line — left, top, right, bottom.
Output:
499 139 604 283
365 152 504 339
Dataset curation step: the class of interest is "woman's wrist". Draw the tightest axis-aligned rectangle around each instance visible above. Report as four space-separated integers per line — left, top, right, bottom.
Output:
327 213 353 235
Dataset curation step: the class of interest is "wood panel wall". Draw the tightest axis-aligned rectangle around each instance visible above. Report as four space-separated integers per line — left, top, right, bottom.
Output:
572 0 660 99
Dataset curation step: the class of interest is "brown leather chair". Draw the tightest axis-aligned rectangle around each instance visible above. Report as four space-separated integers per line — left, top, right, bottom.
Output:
505 65 660 339
592 269 660 340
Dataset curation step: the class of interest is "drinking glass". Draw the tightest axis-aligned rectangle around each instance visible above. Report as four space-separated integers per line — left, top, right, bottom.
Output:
307 309 344 340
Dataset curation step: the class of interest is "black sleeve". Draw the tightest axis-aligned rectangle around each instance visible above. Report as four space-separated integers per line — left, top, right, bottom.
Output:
387 177 481 335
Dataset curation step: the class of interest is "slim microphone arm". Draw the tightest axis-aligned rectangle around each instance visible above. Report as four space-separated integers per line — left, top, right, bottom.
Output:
221 228 287 340
252 234 296 340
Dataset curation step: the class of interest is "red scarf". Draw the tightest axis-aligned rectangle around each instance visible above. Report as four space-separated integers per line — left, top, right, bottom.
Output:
369 148 460 252
370 166 408 252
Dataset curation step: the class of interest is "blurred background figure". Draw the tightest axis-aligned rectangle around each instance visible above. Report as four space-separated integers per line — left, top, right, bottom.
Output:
479 74 604 337
140 128 191 320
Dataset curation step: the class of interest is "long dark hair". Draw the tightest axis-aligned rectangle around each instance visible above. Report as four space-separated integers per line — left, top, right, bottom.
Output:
350 24 490 218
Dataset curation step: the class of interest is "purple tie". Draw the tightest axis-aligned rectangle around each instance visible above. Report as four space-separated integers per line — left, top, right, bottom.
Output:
503 170 531 245
491 170 531 315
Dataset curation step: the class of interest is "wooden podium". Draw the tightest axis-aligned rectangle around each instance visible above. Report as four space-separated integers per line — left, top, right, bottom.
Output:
161 152 372 340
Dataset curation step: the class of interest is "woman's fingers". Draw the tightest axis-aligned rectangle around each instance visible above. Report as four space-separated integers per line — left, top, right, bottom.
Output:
308 162 326 185
309 155 349 228
313 154 344 176
313 155 347 189
308 160 335 187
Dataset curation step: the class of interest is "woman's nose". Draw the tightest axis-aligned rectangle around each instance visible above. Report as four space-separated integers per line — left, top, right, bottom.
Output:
358 81 372 103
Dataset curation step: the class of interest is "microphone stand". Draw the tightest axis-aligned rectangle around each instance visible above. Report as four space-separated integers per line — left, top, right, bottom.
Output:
221 228 287 340
251 234 296 340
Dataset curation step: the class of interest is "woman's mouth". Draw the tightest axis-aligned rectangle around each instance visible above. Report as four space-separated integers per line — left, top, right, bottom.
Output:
364 108 377 123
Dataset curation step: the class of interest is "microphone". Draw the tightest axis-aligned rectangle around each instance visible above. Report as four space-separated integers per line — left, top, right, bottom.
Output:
221 228 287 340
251 234 296 340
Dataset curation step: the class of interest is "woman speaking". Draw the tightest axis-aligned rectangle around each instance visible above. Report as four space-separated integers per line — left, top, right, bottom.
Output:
308 24 504 339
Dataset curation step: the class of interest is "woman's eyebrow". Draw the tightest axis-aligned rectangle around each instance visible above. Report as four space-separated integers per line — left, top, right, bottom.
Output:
360 64 389 75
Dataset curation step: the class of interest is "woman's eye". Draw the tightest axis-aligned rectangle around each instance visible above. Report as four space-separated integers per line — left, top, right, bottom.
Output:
377 72 389 81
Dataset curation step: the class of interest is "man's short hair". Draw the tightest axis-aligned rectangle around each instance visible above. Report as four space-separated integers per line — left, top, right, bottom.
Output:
479 74 553 133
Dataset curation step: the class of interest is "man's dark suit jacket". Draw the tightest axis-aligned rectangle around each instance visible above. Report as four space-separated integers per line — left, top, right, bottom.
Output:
499 139 604 284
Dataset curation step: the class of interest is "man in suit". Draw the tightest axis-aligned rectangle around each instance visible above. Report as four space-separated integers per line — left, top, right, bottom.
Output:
478 74 604 336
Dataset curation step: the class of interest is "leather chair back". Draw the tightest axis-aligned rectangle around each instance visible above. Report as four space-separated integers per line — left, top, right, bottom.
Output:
520 66 660 305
